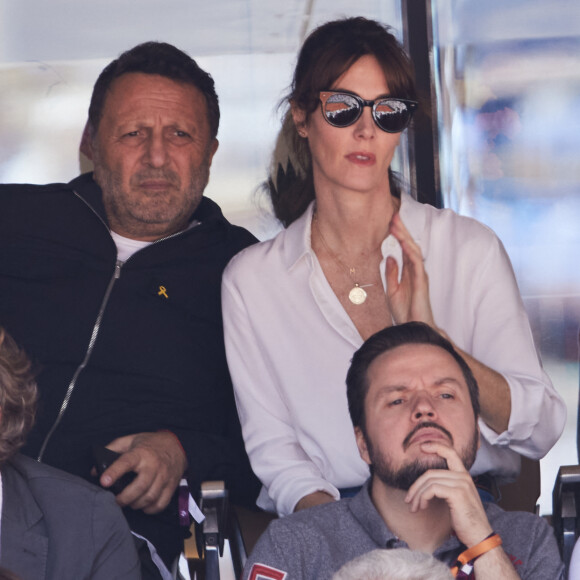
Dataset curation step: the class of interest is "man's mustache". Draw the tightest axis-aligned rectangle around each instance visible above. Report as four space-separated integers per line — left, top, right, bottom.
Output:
403 421 454 450
132 170 181 185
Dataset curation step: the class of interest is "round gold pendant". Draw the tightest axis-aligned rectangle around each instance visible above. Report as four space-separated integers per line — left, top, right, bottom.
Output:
349 285 367 305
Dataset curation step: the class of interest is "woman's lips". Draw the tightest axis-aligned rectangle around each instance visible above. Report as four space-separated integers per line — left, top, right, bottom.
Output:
345 152 376 165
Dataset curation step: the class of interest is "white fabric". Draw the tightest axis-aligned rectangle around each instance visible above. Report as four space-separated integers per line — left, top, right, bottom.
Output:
110 230 152 262
111 220 201 262
131 532 173 580
183 478 205 524
569 537 580 579
222 193 566 516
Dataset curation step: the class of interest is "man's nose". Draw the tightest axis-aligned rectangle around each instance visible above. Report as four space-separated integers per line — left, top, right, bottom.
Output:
412 392 436 421
143 133 168 167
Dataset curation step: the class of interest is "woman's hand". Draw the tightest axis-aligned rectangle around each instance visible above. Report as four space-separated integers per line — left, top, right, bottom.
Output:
386 213 436 327
386 213 511 434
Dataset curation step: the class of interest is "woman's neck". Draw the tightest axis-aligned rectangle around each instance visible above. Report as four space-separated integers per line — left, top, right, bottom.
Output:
312 186 399 256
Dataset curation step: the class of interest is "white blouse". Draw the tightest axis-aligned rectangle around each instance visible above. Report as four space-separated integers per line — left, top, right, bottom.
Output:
222 193 566 516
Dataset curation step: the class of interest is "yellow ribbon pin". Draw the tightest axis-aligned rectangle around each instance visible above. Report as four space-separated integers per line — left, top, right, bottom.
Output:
158 285 168 299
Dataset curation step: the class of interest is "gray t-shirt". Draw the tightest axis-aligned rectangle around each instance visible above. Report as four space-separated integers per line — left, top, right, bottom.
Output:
243 482 564 579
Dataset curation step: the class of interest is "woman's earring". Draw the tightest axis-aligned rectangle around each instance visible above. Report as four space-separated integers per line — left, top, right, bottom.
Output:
297 129 307 138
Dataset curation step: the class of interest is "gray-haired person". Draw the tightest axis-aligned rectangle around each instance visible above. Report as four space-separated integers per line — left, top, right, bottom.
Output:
332 549 452 580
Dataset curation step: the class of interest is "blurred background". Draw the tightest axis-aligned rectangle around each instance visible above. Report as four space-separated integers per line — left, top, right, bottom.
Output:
0 0 578 514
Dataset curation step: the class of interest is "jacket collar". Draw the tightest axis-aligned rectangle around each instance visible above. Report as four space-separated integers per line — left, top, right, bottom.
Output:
348 480 398 548
1 455 48 579
281 201 315 271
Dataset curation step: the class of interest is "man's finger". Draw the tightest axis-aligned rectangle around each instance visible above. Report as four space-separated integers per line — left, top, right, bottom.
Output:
120 471 161 510
100 452 139 488
142 483 174 514
115 469 156 508
418 441 466 472
121 465 173 513
408 478 460 512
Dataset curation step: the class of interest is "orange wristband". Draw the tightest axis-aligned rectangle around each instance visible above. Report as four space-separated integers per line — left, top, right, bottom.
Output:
451 532 502 577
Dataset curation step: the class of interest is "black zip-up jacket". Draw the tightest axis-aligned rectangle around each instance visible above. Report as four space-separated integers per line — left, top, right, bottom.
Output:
0 172 260 512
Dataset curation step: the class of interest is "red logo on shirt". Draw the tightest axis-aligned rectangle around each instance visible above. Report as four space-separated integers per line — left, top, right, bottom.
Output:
508 554 523 567
248 563 288 580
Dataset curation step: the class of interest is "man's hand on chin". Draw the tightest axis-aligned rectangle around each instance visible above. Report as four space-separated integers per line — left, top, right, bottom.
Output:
404 441 492 547
404 442 520 579
100 431 188 514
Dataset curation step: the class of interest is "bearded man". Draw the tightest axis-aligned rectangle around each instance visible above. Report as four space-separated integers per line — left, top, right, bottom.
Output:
243 322 563 580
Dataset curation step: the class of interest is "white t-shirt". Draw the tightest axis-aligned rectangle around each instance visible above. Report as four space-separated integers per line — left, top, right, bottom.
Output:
110 220 201 262
569 538 580 579
110 231 153 262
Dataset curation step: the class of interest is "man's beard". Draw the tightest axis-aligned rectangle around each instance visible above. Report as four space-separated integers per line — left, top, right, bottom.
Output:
92 145 212 238
367 421 479 491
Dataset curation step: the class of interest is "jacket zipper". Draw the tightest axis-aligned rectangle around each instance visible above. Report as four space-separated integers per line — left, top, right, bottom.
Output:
37 190 194 462
37 260 123 461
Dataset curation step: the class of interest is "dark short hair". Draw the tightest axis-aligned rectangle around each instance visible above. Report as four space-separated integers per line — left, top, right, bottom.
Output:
346 322 480 434
0 328 37 466
268 17 418 227
88 41 220 140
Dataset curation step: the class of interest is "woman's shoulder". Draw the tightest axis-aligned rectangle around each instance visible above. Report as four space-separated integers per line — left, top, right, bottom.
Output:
223 227 291 282
404 194 502 246
224 210 311 281
227 233 279 265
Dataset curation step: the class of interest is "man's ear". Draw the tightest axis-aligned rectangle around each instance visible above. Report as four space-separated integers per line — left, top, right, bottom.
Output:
207 138 219 165
290 101 308 138
355 426 372 466
80 121 94 161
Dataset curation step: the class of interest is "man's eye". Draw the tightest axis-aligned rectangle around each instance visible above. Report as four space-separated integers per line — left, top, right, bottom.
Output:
122 131 140 138
440 393 454 399
389 399 404 406
174 130 191 138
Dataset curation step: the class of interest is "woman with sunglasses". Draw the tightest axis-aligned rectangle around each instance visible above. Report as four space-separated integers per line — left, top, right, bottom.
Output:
222 17 564 516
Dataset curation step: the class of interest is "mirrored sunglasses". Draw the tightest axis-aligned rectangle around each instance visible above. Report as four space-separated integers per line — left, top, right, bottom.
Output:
319 90 418 133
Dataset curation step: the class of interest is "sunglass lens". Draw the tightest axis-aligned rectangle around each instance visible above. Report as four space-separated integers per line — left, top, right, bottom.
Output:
324 93 361 127
374 100 412 133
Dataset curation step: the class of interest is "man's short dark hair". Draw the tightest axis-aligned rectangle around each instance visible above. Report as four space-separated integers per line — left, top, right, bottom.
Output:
346 322 480 436
88 41 220 140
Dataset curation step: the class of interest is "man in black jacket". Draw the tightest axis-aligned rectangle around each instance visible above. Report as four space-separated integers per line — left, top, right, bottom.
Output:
0 42 259 571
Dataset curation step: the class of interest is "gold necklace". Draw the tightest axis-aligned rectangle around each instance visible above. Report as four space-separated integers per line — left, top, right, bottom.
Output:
313 215 374 305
